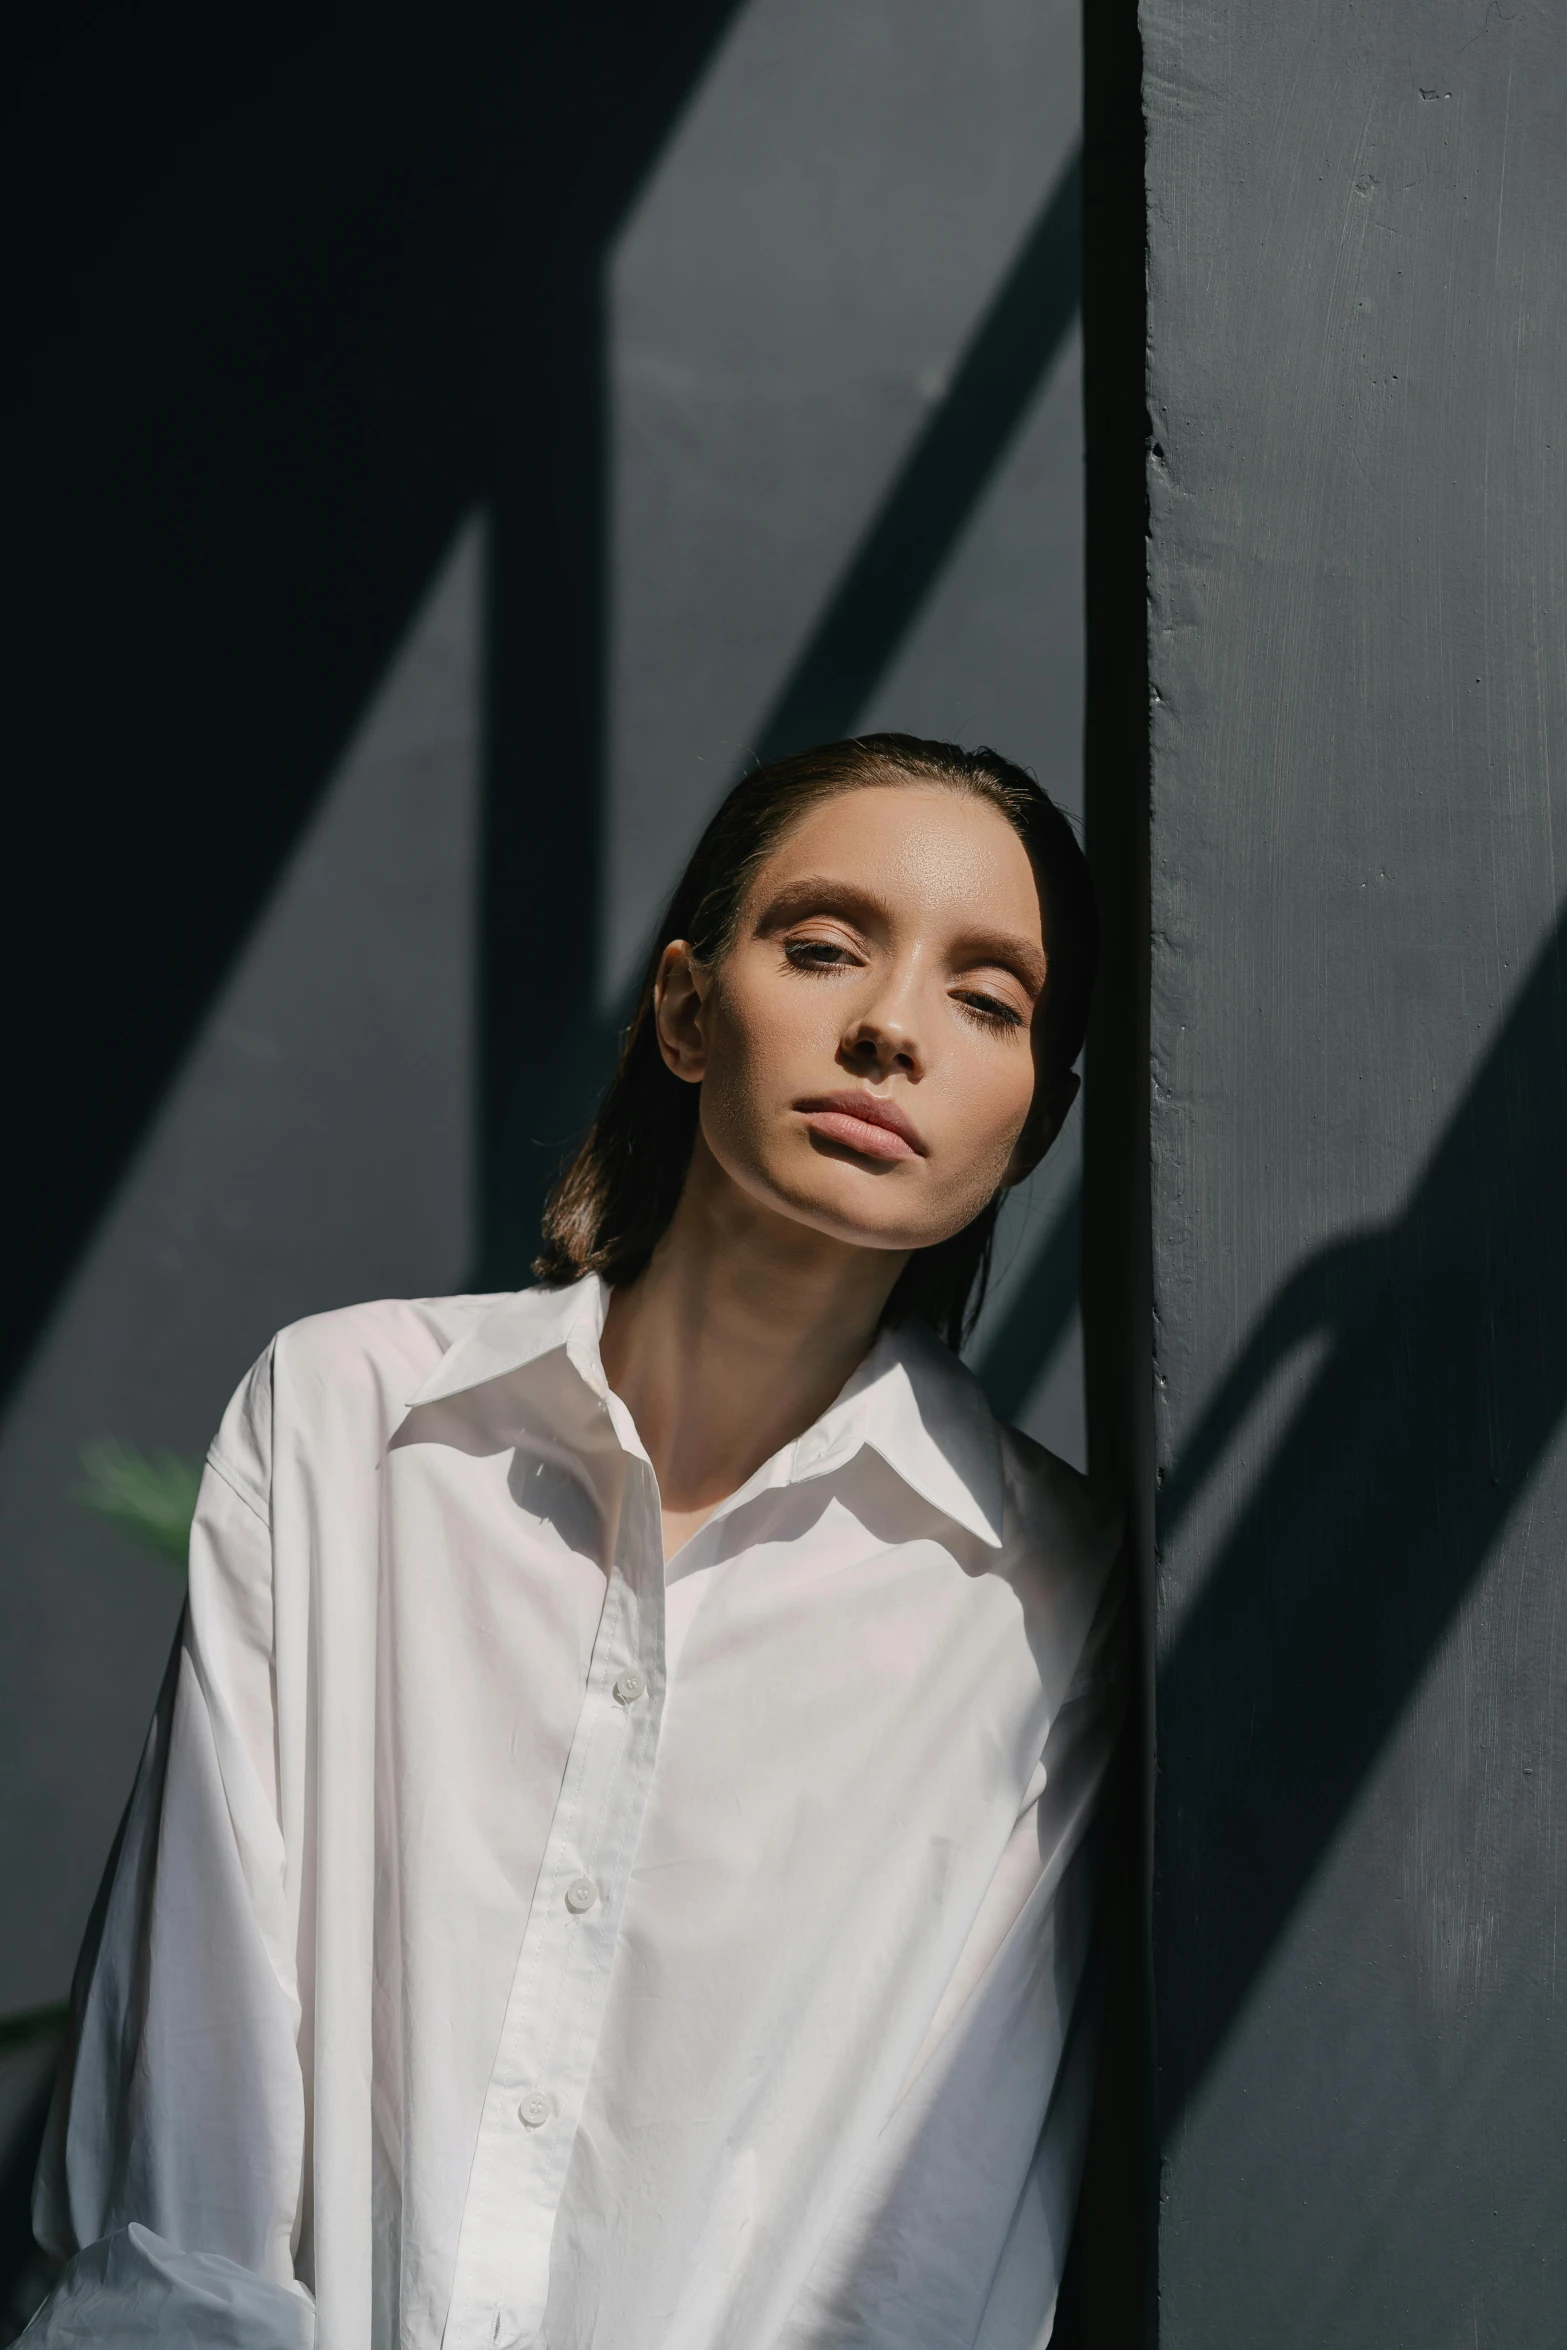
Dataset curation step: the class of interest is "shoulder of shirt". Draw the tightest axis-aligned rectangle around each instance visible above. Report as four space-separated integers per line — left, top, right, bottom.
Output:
270 1290 510 1379
995 1417 1125 1589
205 1293 513 1512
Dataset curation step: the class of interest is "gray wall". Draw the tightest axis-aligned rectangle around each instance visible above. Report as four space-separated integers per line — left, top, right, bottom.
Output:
0 0 1090 2063
606 0 1083 992
0 528 482 2013
1145 1 1567 2340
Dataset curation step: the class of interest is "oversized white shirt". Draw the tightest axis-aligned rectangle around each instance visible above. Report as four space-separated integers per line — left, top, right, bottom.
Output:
31 1276 1121 2350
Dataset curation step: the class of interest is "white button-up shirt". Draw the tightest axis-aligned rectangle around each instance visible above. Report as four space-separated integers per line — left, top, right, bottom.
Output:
33 1276 1121 2350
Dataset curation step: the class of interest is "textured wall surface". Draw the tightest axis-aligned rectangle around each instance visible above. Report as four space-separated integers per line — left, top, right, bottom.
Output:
606 0 1083 990
1145 1 1567 2340
0 529 482 2011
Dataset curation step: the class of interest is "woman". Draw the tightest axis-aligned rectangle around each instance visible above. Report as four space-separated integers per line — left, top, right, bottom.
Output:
29 734 1122 2350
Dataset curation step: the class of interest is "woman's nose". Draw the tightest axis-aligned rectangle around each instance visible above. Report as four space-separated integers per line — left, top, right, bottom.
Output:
840 1003 922 1078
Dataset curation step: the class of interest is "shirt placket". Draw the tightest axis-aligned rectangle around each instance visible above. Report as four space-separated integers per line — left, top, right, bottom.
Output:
441 1436 667 2350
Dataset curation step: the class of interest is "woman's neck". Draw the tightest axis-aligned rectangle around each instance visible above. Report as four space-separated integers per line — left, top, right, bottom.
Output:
599 1135 907 1559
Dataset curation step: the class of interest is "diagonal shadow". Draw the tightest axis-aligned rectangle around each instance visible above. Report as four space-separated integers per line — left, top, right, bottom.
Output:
748 144 1082 765
1155 902 1567 2127
976 1178 1082 1424
475 3 743 1283
0 0 743 1410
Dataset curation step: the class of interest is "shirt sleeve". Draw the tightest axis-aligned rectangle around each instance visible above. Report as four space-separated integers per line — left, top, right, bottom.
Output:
773 1569 1126 2350
27 1347 313 2346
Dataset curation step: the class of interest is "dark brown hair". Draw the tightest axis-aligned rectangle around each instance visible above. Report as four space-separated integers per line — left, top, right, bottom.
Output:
535 733 1097 1350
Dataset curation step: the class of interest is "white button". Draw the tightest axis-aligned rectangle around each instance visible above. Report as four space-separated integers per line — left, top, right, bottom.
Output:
518 2091 555 2129
612 1669 646 1706
565 1875 599 1914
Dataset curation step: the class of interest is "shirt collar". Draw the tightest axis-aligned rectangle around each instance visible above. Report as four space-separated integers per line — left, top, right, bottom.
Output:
408 1275 613 1410
406 1275 1005 1548
784 1320 1005 1546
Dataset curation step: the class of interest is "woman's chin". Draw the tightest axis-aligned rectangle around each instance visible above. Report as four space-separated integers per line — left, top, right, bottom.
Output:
762 1172 966 1257
702 1128 977 1257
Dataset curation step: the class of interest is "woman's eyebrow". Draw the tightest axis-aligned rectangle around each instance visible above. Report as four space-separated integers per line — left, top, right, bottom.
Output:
754 880 1047 991
753 875 893 930
952 928 1049 992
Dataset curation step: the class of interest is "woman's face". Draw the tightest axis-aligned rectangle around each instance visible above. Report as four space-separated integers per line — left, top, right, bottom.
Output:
654 784 1067 1255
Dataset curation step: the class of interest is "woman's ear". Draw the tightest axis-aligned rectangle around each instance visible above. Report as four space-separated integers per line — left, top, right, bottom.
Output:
1001 1066 1079 1188
652 941 709 1085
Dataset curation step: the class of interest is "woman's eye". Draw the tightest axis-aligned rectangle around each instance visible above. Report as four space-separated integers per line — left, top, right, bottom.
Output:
784 937 856 969
954 989 1025 1030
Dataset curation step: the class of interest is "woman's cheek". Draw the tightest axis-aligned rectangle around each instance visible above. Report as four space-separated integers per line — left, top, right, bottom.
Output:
949 1050 1033 1164
941 1133 1017 1229
697 996 791 1175
716 978 821 1116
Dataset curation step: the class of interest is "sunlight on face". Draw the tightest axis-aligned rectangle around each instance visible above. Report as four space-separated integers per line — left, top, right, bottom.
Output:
679 785 1049 1254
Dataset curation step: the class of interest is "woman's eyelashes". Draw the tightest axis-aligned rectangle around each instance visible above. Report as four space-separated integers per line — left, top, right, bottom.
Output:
952 987 1027 1031
782 933 862 972
781 934 1028 1030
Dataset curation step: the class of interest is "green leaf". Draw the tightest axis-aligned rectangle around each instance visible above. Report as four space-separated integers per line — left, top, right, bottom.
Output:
77 1439 201 1571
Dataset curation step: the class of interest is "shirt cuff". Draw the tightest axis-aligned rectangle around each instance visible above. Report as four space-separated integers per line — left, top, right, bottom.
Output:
16 2224 314 2350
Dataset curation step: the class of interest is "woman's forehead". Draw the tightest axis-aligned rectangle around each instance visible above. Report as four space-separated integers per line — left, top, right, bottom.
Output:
752 784 1043 935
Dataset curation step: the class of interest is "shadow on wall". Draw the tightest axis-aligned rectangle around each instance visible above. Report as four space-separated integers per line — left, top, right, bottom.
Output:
1154 900 1567 2124
749 149 1082 766
2 0 745 1420
978 1178 1082 1424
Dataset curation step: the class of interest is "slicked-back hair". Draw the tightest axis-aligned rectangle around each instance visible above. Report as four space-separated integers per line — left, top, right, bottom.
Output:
535 733 1097 1353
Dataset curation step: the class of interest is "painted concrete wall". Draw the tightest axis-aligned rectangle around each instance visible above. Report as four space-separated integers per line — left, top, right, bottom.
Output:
1145 1 1567 2339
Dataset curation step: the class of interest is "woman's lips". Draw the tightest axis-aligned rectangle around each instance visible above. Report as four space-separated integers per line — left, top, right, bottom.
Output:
798 1093 926 1162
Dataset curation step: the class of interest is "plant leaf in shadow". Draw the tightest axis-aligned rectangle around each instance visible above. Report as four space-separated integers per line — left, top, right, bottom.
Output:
76 1439 199 1573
